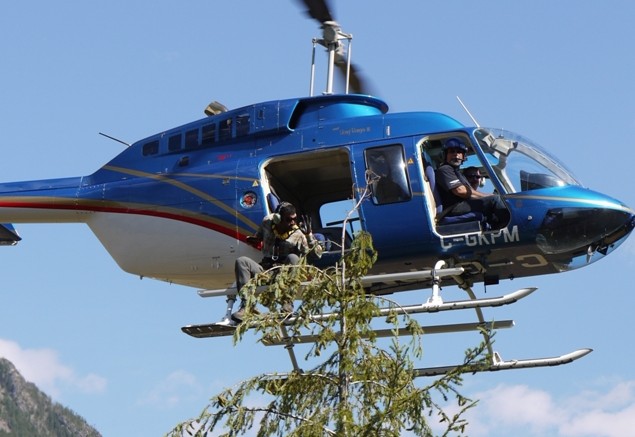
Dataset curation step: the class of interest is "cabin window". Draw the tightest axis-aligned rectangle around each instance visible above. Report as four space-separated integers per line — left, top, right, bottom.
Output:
236 113 250 137
185 129 199 149
168 134 182 152
365 145 411 204
219 118 232 141
142 140 159 156
318 199 359 250
202 123 216 146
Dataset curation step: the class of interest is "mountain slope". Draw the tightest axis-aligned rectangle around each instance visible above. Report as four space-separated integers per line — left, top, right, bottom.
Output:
0 357 101 436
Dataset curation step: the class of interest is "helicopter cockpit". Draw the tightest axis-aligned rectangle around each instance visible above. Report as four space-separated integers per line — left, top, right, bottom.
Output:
421 128 586 236
424 128 582 198
473 128 582 195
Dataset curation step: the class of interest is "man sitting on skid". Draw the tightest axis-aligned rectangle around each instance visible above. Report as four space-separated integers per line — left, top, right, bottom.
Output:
231 201 322 323
435 137 509 228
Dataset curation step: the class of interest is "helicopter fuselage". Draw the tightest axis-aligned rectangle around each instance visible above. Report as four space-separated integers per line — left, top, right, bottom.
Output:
0 94 632 292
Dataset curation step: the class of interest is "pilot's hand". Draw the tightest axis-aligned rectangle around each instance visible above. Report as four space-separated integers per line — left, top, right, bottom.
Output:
299 215 312 235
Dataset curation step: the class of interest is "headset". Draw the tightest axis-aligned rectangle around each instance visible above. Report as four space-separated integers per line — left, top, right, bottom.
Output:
272 201 295 224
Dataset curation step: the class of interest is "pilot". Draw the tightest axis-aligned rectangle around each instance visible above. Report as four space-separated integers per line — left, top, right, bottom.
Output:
230 201 321 323
435 138 509 227
463 166 483 191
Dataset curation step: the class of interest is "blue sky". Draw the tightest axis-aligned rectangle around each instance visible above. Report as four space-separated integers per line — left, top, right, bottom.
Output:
1 1 635 436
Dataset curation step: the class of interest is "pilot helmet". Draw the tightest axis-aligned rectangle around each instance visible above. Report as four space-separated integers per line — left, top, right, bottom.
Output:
442 137 469 164
442 137 469 153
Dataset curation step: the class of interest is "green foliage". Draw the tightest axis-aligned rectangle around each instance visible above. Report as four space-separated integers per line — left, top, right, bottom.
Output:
168 232 489 436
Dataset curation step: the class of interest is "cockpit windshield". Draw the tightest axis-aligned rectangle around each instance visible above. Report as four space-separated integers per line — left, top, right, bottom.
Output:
473 128 582 194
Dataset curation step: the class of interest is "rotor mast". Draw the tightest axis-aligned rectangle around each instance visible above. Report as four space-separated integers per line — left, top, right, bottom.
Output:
300 0 367 95
310 21 353 96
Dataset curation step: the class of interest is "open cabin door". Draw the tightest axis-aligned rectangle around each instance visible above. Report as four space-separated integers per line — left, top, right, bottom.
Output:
261 148 358 260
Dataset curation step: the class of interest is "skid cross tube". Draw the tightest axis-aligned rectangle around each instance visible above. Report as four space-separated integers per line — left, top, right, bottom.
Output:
196 266 467 298
263 320 515 347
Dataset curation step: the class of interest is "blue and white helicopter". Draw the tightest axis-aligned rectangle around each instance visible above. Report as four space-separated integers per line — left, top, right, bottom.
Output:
0 0 633 375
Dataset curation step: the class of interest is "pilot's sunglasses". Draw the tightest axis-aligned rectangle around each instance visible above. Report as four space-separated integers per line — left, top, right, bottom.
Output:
467 175 482 180
284 215 297 223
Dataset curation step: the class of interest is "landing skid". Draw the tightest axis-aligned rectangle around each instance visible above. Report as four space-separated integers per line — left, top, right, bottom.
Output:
309 287 536 322
265 349 594 382
181 287 534 339
183 262 593 374
414 348 593 377
182 319 236 339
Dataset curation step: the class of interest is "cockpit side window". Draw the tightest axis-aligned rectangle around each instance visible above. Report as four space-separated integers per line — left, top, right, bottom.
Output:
420 134 510 234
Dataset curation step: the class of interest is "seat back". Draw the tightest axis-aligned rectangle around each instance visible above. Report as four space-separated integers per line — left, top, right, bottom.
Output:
424 163 443 216
312 227 352 251
266 192 280 213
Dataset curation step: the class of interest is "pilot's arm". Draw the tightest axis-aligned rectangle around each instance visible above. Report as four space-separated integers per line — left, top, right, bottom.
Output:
451 185 490 199
450 184 470 198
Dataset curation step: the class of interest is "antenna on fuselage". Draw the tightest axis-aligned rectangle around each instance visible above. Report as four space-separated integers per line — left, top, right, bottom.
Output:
99 132 131 147
456 96 481 128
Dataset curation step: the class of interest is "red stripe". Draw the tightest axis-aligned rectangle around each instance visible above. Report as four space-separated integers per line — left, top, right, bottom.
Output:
0 200 250 241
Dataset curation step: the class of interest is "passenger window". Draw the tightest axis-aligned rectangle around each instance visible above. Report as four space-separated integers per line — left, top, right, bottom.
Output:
316 199 360 251
219 118 232 141
168 134 182 152
365 145 411 204
185 129 199 149
202 123 216 146
236 113 250 137
142 140 159 156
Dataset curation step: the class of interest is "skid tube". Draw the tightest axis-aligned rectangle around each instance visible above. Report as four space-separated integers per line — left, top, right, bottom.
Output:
181 286 537 339
288 287 536 325
257 349 594 382
413 348 593 377
187 260 593 375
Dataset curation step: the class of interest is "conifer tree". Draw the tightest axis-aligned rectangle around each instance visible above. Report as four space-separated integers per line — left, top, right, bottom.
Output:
169 229 489 436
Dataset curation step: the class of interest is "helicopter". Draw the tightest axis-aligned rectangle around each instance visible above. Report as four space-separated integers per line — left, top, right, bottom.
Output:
0 0 633 376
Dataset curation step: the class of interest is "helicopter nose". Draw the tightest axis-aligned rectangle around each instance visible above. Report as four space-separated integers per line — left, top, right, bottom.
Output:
536 207 635 256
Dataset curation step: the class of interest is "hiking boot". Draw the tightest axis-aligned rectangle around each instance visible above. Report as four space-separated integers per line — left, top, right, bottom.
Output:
231 305 260 323
231 306 245 323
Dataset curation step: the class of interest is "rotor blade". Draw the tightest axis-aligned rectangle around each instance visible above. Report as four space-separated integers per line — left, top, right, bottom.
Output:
334 56 371 95
297 0 333 23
